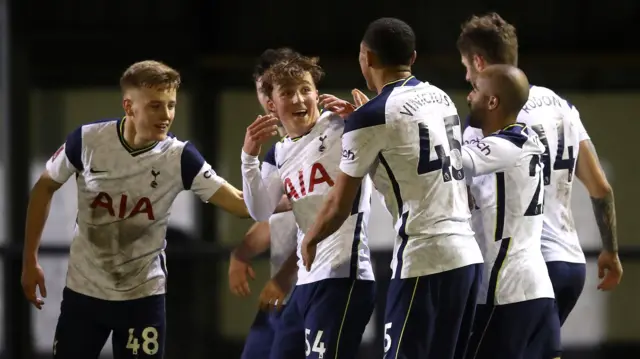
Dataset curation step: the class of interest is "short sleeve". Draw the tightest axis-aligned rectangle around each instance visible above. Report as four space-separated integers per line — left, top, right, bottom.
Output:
461 133 524 177
570 106 590 142
339 102 387 178
181 141 227 202
46 126 83 184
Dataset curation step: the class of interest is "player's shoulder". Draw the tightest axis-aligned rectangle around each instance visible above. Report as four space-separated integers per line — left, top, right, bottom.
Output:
487 123 532 149
463 123 483 145
520 85 575 119
264 142 278 166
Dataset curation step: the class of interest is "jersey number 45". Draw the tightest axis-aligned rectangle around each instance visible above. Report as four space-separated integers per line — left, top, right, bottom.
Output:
417 115 465 182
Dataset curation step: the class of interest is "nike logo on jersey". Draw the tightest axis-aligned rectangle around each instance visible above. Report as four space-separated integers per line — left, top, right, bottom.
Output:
90 168 107 173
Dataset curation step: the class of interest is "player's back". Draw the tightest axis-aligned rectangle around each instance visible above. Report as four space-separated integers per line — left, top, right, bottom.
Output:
50 118 205 300
342 77 482 279
269 112 374 284
464 124 554 304
518 85 586 263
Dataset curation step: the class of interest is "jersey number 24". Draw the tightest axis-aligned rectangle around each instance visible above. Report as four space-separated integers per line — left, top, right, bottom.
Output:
417 115 465 181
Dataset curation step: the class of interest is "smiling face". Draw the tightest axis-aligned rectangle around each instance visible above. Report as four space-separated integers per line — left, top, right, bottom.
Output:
123 85 176 142
267 71 319 131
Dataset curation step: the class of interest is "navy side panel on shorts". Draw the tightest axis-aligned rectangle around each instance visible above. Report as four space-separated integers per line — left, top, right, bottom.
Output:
468 298 561 359
546 261 586 325
384 263 482 359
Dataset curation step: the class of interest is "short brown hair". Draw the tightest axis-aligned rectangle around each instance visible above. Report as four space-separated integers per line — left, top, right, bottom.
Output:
457 12 518 66
260 55 324 97
120 60 181 91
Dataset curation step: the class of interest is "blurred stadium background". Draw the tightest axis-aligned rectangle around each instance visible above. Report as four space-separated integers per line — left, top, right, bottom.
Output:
1 0 639 358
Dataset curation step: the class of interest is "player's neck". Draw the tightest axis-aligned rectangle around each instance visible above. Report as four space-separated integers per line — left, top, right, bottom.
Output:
482 115 518 136
123 117 157 149
374 69 412 94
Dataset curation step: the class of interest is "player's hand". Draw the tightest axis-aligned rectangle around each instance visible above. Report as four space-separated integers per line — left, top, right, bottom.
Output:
228 253 256 297
319 94 356 118
243 114 280 156
301 236 317 272
258 278 286 312
351 88 370 107
21 261 47 310
597 250 623 291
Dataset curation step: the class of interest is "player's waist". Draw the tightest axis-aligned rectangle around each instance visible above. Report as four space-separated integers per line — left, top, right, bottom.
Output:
297 211 367 237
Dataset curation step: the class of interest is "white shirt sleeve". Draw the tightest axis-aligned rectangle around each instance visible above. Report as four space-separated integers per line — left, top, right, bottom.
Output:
570 106 590 142
461 133 524 177
46 126 83 184
241 146 284 222
181 142 227 202
339 104 387 178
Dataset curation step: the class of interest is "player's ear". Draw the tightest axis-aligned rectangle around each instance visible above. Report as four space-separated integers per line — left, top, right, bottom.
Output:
266 98 276 113
123 97 134 117
365 49 375 68
409 51 417 66
472 54 486 72
488 95 499 110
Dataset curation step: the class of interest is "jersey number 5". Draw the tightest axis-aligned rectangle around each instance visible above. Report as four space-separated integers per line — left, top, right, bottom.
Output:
417 115 465 182
530 124 575 185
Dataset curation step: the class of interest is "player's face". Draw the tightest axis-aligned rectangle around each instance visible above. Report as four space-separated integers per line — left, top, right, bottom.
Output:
268 72 319 129
124 86 176 141
359 42 375 91
255 77 270 114
467 77 493 128
461 55 482 83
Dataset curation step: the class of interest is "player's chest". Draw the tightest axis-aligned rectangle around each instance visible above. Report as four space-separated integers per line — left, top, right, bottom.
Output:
81 150 179 196
277 130 341 200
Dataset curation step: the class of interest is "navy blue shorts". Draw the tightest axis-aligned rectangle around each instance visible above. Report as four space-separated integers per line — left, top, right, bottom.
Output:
384 263 482 359
270 278 375 359
546 261 586 325
53 287 166 359
467 298 561 359
242 305 304 359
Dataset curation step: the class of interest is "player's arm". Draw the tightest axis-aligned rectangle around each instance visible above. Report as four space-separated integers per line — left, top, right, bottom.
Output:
23 127 82 308
461 133 522 177
304 107 385 247
576 140 617 250
241 146 287 221
233 221 272 262
573 116 618 253
181 142 251 218
571 108 621 290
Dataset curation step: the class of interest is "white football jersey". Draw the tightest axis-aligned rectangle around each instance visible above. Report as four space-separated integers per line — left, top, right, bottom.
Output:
518 85 588 263
268 211 298 303
462 123 555 305
46 118 227 301
340 76 483 280
241 111 375 285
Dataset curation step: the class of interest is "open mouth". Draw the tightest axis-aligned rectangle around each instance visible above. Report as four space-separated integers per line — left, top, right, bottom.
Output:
155 124 169 131
292 110 308 118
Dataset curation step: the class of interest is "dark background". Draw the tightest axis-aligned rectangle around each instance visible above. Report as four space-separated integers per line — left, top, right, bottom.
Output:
2 0 639 358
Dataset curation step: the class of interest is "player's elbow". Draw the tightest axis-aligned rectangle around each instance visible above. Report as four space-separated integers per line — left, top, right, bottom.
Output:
31 171 62 197
587 178 613 200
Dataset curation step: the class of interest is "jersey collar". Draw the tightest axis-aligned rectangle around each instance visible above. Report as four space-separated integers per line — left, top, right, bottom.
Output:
116 117 159 157
380 76 421 92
